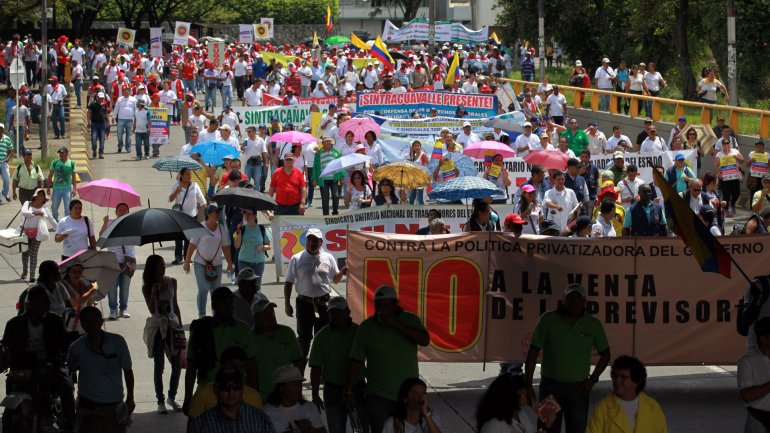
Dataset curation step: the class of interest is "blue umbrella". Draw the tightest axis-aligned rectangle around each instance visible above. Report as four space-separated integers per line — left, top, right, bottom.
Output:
427 154 479 188
428 176 502 201
190 141 242 166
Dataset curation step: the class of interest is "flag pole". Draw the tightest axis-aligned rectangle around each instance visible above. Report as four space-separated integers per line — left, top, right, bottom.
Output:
730 256 752 285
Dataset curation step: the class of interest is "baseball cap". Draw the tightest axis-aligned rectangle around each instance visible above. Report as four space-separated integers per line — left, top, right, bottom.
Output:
374 285 398 300
23 148 32 155
602 57 610 63
523 122 532 128
462 121 472 128
329 103 337 109
57 146 69 154
539 219 560 234
675 153 685 161
564 283 587 299
223 104 231 109
572 216 594 233
613 151 624 159
679 116 687 122
250 292 278 315
504 213 527 226
575 60 582 66
270 116 279 122
258 125 267 130
219 124 231 131
96 92 105 98
521 184 536 193
762 174 770 183
272 365 305 385
598 180 618 199
327 296 349 311
214 366 243 387
237 267 259 281
306 228 323 239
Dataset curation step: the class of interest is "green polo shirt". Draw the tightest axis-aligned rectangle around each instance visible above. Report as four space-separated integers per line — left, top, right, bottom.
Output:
349 310 426 401
308 321 363 387
187 318 256 385
14 162 45 190
253 324 304 398
530 310 609 383
561 129 590 155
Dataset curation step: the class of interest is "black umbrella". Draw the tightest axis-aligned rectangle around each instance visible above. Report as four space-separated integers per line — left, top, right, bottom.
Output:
211 188 278 211
97 208 210 250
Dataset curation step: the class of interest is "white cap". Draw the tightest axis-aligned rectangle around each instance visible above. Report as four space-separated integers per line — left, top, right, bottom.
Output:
523 122 532 127
575 60 583 66
602 57 610 63
462 121 472 128
272 365 305 384
306 228 323 239
97 92 105 98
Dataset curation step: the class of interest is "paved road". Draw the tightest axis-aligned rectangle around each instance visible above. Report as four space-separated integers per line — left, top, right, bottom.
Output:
0 118 751 432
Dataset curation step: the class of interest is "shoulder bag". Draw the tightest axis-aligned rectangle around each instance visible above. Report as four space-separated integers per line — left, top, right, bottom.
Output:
171 184 190 212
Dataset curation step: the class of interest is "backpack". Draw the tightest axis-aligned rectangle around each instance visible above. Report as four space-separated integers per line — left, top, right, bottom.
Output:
737 276 770 336
495 57 505 72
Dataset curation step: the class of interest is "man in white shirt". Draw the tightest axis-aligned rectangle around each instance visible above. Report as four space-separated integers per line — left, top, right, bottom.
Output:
639 126 667 153
317 105 337 138
68 41 86 67
219 105 241 139
218 125 240 153
514 122 540 157
188 104 209 133
47 76 68 139
493 127 510 143
456 122 481 147
462 75 479 94
113 93 137 153
546 85 568 125
179 129 199 158
584 122 607 155
232 53 249 101
543 170 580 234
389 79 407 94
243 80 263 107
594 58 616 112
617 164 645 210
605 125 632 154
132 99 151 160
362 63 378 89
218 64 234 109
241 126 269 189
199 119 222 143
298 60 313 98
70 60 85 108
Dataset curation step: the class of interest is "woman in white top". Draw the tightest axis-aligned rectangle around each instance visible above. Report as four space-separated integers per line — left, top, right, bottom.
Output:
20 188 55 281
346 169 372 211
183 205 233 318
407 140 429 205
476 374 554 433
483 154 513 204
169 168 206 264
263 365 326 433
99 203 137 320
54 199 95 260
696 68 728 104
382 378 442 433
625 64 646 97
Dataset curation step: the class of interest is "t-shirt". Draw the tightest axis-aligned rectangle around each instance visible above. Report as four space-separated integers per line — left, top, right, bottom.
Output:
308 322 362 386
67 332 132 404
561 129 590 155
738 351 770 410
284 250 339 298
50 159 76 190
238 224 271 264
752 190 770 215
530 310 609 382
263 402 324 433
88 101 108 124
191 223 230 266
187 318 256 386
546 93 567 116
270 167 306 206
56 216 93 257
479 407 537 433
252 325 304 397
618 396 639 432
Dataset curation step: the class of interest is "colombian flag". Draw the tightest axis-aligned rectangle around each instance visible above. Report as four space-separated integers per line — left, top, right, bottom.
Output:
351 33 369 51
326 5 333 34
653 170 732 278
491 32 501 45
371 36 395 69
444 51 460 85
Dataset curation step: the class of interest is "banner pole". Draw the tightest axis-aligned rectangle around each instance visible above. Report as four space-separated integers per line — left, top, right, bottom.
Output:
731 256 752 285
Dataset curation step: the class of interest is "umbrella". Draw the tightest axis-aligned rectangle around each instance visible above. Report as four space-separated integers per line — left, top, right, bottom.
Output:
462 141 516 159
427 154 479 179
190 141 241 166
339 117 381 143
484 113 526 134
680 124 718 155
58 250 122 300
78 179 141 209
152 156 202 173
188 36 198 46
428 177 502 201
269 131 317 144
324 35 351 45
373 163 432 190
211 188 278 211
523 150 571 170
319 153 372 178
97 208 210 249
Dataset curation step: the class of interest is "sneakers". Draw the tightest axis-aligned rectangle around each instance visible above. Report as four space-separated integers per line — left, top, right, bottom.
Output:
120 310 131 318
108 310 119 320
157 403 168 415
166 398 182 412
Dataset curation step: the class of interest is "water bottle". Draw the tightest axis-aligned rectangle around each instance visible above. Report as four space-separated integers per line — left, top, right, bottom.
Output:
348 409 363 433
227 270 235 285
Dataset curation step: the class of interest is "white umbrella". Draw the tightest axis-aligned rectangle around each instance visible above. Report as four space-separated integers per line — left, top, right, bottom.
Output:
319 153 372 178
58 250 122 301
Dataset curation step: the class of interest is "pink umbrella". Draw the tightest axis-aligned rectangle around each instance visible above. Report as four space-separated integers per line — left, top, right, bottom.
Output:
78 179 141 208
269 131 317 143
462 141 516 159
188 36 198 46
523 150 571 170
339 117 381 143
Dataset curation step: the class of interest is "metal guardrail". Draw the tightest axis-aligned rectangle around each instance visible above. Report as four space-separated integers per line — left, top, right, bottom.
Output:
499 78 770 139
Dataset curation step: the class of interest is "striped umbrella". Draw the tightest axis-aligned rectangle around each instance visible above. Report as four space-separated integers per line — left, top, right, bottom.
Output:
152 156 202 173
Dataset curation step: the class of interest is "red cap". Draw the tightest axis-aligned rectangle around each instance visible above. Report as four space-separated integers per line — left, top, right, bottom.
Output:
504 214 527 226
49 76 58 81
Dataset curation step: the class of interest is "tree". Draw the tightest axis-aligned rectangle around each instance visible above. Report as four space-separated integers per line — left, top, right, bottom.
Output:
63 0 104 38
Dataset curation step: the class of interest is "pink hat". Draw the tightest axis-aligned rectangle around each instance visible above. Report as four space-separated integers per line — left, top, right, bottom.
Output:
355 144 367 152
521 184 536 193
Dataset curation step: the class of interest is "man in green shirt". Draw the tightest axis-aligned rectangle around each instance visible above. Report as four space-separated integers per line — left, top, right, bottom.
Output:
561 119 590 156
525 284 611 433
251 292 304 398
0 123 14 203
347 285 430 433
312 136 342 216
309 296 364 433
46 146 78 221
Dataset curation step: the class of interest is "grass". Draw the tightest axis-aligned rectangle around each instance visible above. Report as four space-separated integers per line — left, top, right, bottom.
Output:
507 67 765 136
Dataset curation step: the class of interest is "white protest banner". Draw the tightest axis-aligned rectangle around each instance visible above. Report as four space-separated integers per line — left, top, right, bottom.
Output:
116 28 136 49
174 22 191 46
210 42 226 68
150 28 163 57
434 22 489 44
261 18 274 38
435 21 453 42
232 103 355 129
382 18 430 42
368 115 492 136
239 24 254 44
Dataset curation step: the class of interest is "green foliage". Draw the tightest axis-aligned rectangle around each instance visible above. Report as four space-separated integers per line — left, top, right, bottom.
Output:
227 0 338 25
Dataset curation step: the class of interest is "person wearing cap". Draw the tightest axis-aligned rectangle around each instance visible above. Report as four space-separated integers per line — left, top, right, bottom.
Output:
663 151 696 195
615 164 644 211
503 213 527 237
46 76 68 139
132 98 151 160
455 121 480 147
233 202 271 277
184 205 235 317
513 121 539 158
607 151 627 185
594 58 616 112
605 125 632 154
570 215 594 237
46 146 78 221
513 165 548 209
219 104 241 138
262 365 325 433
284 227 345 358
525 283 610 433
746 141 770 203
667 115 688 148
347 285 430 433
18 188 53 281
87 91 110 159
12 148 44 204
217 124 241 155
241 126 269 190
309 296 365 433
189 365 275 433
184 287 258 415
622 184 668 237
268 150 307 216
543 170 580 234
639 125 667 154
312 136 343 216
751 172 770 216
231 267 261 327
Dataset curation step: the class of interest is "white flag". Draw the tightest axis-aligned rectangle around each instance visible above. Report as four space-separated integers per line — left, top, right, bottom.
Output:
239 24 254 44
261 18 274 38
174 21 191 46
150 27 163 57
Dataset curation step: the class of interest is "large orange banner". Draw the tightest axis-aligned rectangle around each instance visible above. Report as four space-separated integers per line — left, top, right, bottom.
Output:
346 231 769 365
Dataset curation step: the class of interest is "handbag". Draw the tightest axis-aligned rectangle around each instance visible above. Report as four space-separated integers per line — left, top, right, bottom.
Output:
197 226 223 281
121 246 137 277
172 326 187 350
172 184 191 212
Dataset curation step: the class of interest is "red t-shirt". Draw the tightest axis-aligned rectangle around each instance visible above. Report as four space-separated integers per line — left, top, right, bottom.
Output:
270 167 306 206
219 170 249 188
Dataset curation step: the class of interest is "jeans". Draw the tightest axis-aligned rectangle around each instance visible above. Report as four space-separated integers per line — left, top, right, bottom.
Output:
598 89 612 112
116 119 133 151
540 377 589 433
220 86 233 108
174 100 182 123
324 382 368 433
275 204 300 215
363 393 397 433
51 188 72 222
301 85 310 98
73 79 83 107
108 271 131 312
153 329 181 405
237 260 265 283
25 61 36 87
260 166 268 192
0 162 8 198
135 132 150 158
244 163 262 190
644 90 659 117
183 79 196 95
234 76 246 99
52 103 65 136
305 167 315 205
408 189 424 205
296 296 329 358
174 239 189 263
194 262 221 317
205 85 217 109
320 179 339 215
91 122 106 154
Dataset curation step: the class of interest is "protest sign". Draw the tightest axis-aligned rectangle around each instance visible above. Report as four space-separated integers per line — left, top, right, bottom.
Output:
435 21 489 44
263 94 342 107
149 107 170 145
210 42 226 67
261 18 275 38
150 28 163 57
347 231 764 364
369 115 492 136
356 91 498 118
382 18 430 42
239 24 254 44
232 103 355 129
173 22 191 46
116 28 136 49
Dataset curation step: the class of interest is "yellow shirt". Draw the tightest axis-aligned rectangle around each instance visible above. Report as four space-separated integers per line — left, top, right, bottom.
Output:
188 383 263 418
